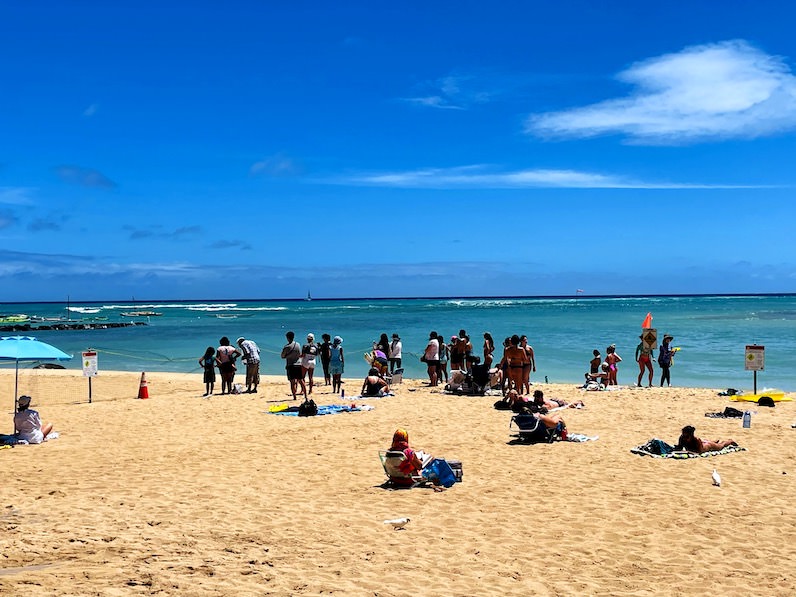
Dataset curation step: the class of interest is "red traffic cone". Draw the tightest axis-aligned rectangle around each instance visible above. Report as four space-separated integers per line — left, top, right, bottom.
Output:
138 372 149 399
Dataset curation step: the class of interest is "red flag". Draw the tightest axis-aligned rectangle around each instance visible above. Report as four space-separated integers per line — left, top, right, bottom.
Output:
642 312 653 329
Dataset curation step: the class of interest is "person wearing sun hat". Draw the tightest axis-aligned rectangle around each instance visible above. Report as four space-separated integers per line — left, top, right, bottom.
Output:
329 336 344 394
658 334 675 387
14 395 54 444
301 333 319 394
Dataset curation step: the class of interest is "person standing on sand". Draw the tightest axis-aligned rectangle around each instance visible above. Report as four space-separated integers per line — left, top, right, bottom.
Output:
389 333 402 373
483 332 495 368
520 335 536 394
301 333 319 394
658 334 675 387
605 344 621 386
237 336 260 393
423 331 440 386
329 336 344 394
281 331 306 400
216 336 240 395
199 346 217 396
635 335 655 387
319 333 332 385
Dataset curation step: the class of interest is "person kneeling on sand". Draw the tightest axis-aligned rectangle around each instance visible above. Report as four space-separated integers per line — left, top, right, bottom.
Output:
362 368 390 397
14 395 54 444
673 425 737 453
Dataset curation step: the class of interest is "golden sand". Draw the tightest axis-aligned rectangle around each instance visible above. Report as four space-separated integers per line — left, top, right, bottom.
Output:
1 369 795 596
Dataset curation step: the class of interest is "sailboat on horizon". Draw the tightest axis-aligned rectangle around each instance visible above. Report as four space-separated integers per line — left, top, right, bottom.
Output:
305 290 312 301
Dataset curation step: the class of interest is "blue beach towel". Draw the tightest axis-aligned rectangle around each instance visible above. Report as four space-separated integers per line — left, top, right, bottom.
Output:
267 404 373 416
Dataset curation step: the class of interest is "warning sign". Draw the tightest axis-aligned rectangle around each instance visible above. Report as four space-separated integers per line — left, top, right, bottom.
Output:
82 351 98 377
744 345 764 371
642 328 658 351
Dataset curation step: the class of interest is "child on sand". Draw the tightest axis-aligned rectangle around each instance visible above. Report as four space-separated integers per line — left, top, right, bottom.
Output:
199 346 217 396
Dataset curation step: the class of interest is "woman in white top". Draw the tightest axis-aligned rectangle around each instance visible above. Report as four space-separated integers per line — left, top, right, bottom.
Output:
423 331 440 387
14 395 53 444
389 333 403 373
301 333 319 394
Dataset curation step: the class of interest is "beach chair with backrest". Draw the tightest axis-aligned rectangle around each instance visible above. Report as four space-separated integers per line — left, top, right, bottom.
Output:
379 450 426 488
510 414 559 443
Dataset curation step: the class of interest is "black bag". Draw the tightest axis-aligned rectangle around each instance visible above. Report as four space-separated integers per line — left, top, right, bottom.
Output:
493 399 512 410
298 398 317 417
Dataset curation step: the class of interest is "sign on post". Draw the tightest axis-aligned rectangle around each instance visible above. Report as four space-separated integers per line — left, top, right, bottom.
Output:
744 345 764 371
82 350 98 403
82 351 98 376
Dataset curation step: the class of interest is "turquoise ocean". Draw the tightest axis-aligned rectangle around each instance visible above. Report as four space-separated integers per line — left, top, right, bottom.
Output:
2 295 795 392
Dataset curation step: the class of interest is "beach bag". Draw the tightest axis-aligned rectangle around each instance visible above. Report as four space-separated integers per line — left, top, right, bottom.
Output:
298 398 317 417
493 399 512 410
422 459 457 488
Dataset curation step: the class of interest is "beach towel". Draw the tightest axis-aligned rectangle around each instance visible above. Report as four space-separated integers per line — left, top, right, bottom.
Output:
267 404 374 416
631 439 746 458
565 433 598 442
348 392 394 400
705 407 744 419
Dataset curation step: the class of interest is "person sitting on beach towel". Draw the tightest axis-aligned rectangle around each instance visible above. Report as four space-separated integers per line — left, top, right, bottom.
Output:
361 368 390 397
673 425 737 454
14 395 54 444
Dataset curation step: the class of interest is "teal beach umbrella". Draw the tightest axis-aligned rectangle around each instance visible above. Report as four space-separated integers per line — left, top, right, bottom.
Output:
0 336 73 424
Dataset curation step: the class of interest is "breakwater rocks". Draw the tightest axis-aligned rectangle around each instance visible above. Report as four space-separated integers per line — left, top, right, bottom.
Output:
0 321 146 333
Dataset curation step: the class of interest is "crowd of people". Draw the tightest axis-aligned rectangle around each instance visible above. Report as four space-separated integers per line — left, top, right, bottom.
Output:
193 326 677 400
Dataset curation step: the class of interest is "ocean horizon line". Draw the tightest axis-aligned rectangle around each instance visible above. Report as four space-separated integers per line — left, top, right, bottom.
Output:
4 291 796 306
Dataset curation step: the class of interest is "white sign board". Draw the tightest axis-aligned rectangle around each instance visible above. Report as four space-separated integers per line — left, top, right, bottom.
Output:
82 351 98 377
745 345 764 371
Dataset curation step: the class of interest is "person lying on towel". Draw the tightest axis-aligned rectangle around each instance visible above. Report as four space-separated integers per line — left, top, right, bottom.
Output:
532 390 584 410
673 425 737 453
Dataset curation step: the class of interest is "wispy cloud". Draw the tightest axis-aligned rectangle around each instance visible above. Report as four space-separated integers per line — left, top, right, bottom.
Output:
0 210 19 229
83 103 99 117
336 165 771 189
250 153 301 176
28 218 62 232
403 74 492 110
55 165 117 188
209 240 252 250
124 225 202 241
527 40 796 143
0 187 35 205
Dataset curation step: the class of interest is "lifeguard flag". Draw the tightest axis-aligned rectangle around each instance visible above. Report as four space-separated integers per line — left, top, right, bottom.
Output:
642 312 653 329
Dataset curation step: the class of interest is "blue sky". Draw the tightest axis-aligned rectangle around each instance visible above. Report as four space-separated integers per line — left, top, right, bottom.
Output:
2 1 796 301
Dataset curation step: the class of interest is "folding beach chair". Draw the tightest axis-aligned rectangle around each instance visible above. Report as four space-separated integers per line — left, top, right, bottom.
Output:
509 414 559 444
378 450 429 488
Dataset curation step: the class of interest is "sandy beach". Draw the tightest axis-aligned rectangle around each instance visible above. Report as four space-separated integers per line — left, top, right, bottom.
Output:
1 368 795 596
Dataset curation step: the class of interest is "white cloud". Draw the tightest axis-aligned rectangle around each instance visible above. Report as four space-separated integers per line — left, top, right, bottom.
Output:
83 103 99 117
403 74 491 110
0 187 35 205
338 165 770 189
250 153 300 176
527 40 796 143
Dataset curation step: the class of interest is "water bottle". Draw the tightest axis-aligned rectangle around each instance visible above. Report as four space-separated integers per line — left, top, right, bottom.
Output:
341 389 345 398
742 410 751 428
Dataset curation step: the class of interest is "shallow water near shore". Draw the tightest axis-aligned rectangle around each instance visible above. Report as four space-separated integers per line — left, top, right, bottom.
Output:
2 294 795 391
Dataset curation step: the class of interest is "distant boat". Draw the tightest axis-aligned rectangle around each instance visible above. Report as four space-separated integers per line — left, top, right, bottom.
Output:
305 291 312 301
120 311 163 317
215 314 238 319
0 314 30 324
